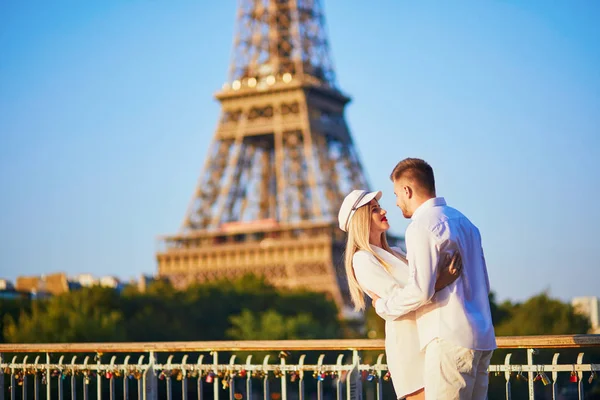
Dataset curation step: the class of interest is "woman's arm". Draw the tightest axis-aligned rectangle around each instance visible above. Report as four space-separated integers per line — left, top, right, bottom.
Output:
353 251 406 321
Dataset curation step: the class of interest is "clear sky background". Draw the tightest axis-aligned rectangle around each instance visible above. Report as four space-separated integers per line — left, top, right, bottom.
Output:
1 1 598 303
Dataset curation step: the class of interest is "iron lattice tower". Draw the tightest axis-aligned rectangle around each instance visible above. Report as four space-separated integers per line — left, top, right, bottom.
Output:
157 0 377 314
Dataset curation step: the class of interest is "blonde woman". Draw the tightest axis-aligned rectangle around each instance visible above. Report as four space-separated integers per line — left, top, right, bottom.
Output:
338 189 461 400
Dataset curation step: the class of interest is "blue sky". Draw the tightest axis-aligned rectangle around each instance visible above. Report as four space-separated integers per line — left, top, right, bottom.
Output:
1 1 598 303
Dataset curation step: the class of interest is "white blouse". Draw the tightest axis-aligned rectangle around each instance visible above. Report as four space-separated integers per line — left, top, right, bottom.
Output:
353 246 424 399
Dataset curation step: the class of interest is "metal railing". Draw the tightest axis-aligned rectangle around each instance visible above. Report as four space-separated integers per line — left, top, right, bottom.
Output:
0 335 599 400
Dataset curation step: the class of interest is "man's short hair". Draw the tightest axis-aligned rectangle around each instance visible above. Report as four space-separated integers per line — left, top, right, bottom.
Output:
390 158 436 196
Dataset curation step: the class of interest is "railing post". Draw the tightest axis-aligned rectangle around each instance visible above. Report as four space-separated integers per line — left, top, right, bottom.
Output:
82 356 90 400
244 356 252 400
57 355 64 400
34 370 39 400
122 355 130 400
10 356 16 400
166 355 174 400
374 354 385 400
181 355 189 400
109 355 118 400
335 354 345 400
280 355 287 400
212 352 219 400
70 356 77 400
136 355 145 400
97 353 102 400
33 355 40 400
227 355 236 400
262 355 270 400
504 353 512 400
143 351 158 400
46 353 51 400
527 349 536 400
551 353 560 400
21 356 28 400
8 356 17 400
297 355 305 400
346 350 362 400
196 355 204 400
576 353 585 400
316 354 325 400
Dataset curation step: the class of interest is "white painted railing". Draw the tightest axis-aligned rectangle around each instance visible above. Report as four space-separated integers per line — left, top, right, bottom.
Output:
1 335 599 399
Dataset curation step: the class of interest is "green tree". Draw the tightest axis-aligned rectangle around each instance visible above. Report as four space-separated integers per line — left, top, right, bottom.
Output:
3 287 125 343
227 309 335 340
488 292 593 400
2 274 342 343
118 274 341 342
0 297 31 343
495 292 590 336
488 291 511 326
119 275 283 341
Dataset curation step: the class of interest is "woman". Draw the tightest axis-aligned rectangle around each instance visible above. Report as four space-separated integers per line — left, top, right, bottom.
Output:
338 189 461 400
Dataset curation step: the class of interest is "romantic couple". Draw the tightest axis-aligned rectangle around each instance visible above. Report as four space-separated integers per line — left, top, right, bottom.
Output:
338 158 496 400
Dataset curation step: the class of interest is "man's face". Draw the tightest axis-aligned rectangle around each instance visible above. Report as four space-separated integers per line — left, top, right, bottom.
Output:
393 179 412 218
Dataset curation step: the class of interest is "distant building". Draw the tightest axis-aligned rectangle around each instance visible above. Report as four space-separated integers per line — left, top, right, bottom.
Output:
72 274 123 290
12 272 162 296
0 288 30 300
74 273 98 287
16 273 71 296
0 279 14 290
136 274 160 293
1 278 38 300
99 276 118 288
572 296 600 334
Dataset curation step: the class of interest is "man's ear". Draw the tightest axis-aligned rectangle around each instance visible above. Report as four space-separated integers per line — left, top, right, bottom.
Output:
405 185 413 199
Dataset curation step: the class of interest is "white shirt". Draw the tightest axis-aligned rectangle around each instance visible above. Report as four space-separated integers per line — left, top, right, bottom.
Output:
353 246 424 398
375 197 496 351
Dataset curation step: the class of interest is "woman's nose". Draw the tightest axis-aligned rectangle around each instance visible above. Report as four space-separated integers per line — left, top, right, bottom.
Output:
381 208 387 215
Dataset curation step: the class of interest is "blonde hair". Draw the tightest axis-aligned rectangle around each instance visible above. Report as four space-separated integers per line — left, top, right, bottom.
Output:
343 203 403 311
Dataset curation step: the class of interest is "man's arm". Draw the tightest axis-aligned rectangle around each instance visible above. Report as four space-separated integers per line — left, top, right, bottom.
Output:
374 224 441 319
474 226 490 294
482 249 490 294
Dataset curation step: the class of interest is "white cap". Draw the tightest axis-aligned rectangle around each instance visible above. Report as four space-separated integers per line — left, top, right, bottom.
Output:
338 189 382 232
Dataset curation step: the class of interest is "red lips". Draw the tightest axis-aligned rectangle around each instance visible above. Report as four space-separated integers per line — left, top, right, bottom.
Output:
382 217 388 222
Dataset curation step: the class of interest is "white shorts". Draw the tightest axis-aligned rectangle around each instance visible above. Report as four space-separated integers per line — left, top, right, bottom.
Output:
424 338 493 400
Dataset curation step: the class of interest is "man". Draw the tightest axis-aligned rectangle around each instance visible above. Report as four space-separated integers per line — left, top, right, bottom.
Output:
368 158 496 399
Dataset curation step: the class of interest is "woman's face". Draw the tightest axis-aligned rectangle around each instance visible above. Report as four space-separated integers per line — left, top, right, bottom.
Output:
369 199 390 234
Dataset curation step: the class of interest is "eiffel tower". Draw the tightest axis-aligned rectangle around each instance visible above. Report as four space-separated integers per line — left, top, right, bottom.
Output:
156 0 378 314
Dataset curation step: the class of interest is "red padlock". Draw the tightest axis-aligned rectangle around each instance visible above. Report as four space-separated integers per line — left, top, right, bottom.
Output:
206 372 214 383
570 372 578 383
290 372 298 382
